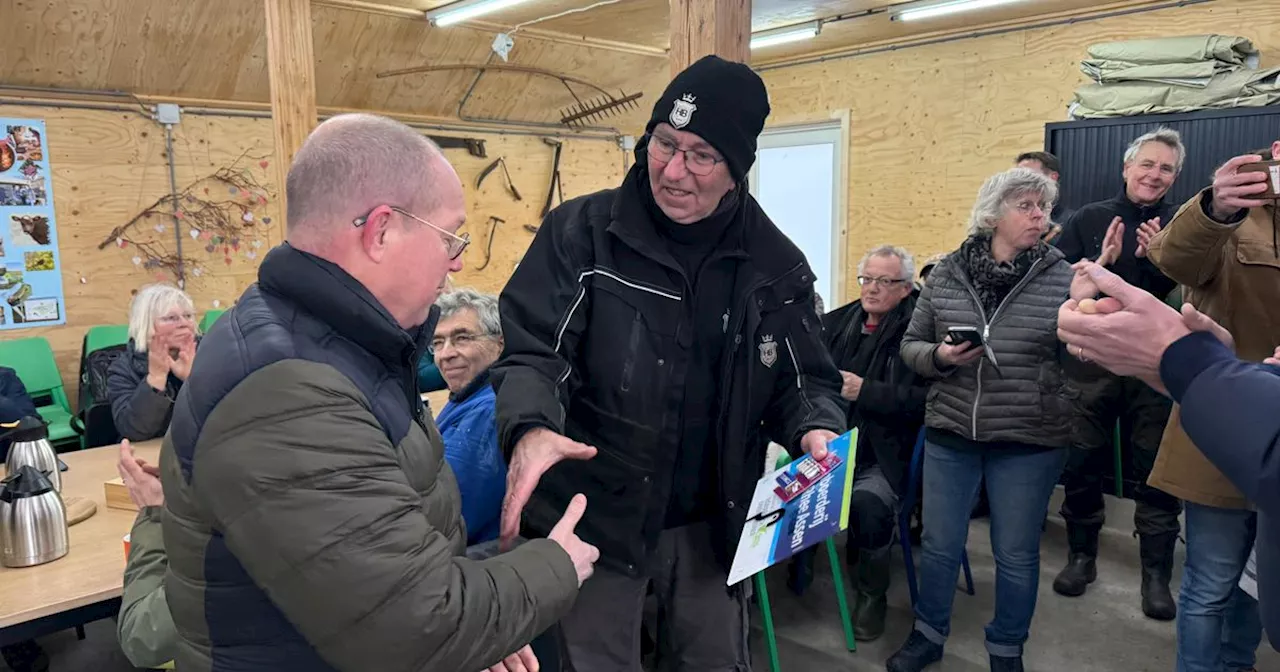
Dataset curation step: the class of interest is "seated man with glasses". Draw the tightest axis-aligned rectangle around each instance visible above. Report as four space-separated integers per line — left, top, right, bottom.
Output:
430 288 507 546
819 245 928 642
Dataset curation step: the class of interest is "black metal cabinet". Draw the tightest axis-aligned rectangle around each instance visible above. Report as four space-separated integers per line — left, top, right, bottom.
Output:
1045 106 1280 213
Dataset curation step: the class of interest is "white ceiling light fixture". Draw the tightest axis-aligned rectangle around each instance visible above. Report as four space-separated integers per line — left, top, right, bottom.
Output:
750 21 821 50
426 0 540 27
891 0 1027 22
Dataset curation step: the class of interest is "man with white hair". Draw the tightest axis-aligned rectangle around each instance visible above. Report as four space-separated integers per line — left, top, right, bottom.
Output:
158 113 596 672
820 244 927 641
1050 127 1185 620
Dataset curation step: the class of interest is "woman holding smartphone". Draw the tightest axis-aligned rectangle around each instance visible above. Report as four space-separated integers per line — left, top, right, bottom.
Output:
886 167 1101 672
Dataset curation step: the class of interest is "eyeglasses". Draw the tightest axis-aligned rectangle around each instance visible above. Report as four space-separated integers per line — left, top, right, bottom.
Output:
1010 200 1050 215
429 331 494 354
157 311 195 325
354 206 470 261
647 134 724 177
857 276 908 288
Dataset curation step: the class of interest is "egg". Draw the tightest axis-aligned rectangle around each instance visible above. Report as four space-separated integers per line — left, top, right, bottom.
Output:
1078 298 1098 314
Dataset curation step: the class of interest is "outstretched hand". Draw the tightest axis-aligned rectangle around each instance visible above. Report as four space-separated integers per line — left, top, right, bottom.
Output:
500 428 597 551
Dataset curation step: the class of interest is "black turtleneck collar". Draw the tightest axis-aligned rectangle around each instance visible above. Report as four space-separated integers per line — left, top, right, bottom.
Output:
257 243 436 369
625 158 746 253
449 367 492 403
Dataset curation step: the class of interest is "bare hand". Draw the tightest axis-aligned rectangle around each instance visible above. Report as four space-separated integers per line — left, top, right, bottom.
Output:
1042 223 1063 244
1057 262 1193 390
800 429 837 461
1209 154 1269 221
145 332 172 391
1098 216 1124 266
547 494 599 587
935 340 982 367
484 645 539 672
1135 217 1161 258
117 439 164 508
1179 303 1233 351
501 428 597 550
169 338 196 381
839 371 863 401
1264 346 1280 367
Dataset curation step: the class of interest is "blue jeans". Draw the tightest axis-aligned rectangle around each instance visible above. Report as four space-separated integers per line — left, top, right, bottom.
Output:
1177 502 1261 672
914 441 1067 658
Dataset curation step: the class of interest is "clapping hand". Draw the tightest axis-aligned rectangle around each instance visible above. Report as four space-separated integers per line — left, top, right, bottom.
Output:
1134 217 1161 258
1097 216 1124 267
1265 346 1280 367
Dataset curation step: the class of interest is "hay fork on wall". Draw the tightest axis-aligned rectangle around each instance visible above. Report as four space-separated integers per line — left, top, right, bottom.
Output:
376 63 642 130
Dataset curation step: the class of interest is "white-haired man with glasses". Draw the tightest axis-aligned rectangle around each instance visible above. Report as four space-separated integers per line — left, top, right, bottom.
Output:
818 245 928 642
493 56 846 669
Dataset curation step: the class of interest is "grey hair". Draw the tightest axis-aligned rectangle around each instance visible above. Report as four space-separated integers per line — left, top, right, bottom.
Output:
285 113 443 240
435 288 501 337
967 167 1059 236
127 283 196 352
1123 127 1185 173
857 244 916 282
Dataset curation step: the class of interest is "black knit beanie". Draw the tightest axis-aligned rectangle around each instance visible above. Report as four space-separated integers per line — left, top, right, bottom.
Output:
644 55 771 181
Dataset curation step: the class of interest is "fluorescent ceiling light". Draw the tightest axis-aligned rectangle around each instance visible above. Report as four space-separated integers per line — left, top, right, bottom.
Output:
750 21 821 50
892 0 1027 22
427 0 538 27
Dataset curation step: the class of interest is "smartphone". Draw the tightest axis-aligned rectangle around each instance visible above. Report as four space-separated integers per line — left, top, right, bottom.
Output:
945 326 984 349
1241 160 1280 199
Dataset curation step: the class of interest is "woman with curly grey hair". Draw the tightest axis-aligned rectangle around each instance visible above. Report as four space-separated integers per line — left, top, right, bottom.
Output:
886 167 1098 672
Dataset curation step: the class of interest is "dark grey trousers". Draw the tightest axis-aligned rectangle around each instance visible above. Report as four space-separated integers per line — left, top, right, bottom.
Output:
561 522 750 672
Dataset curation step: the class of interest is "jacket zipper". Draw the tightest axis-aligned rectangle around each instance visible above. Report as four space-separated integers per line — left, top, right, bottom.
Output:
620 312 642 392
954 258 1045 440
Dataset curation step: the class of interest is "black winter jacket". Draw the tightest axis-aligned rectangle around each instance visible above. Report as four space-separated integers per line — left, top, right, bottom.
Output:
106 340 185 441
1055 189 1177 299
900 246 1077 448
493 182 846 578
821 295 926 494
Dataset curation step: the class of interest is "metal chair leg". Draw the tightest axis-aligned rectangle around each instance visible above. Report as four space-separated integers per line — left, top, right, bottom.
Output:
754 571 781 672
825 539 856 652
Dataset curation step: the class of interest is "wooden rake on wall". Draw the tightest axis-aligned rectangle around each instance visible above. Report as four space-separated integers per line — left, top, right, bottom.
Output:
376 63 643 129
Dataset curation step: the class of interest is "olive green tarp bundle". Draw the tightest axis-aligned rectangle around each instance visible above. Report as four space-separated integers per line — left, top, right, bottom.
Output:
1071 35 1280 118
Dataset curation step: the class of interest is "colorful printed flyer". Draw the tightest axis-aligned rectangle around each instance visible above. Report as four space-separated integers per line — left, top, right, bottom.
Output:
0 118 64 329
727 429 858 585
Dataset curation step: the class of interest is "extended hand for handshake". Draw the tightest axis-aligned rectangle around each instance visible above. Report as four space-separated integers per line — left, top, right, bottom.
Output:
1057 261 1239 393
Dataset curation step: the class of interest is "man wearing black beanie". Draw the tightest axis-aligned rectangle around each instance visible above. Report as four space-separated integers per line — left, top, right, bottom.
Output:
493 55 846 670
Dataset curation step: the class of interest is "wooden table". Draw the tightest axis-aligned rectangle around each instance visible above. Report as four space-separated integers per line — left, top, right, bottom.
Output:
0 440 160 643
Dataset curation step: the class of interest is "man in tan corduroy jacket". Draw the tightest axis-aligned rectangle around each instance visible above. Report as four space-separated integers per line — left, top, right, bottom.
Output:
1145 140 1280 672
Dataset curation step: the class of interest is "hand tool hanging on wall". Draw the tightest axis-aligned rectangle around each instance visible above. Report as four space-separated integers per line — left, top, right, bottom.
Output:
473 216 505 271
376 63 642 130
541 139 564 218
429 135 487 159
476 157 522 201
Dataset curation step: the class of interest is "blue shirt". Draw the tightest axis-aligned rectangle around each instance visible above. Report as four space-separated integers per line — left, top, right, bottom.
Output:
435 370 506 545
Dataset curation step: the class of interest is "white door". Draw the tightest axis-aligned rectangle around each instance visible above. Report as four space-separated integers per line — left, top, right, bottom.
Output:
748 123 845 309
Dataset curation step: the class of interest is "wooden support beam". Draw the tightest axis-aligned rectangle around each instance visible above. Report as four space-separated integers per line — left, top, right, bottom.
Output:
264 0 318 233
668 0 751 76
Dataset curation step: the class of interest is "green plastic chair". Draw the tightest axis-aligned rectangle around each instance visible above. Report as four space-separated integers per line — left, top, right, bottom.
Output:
0 337 77 448
199 309 226 333
85 324 129 353
753 453 856 672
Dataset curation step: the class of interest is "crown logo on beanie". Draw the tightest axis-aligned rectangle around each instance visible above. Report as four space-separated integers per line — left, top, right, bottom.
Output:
669 93 698 129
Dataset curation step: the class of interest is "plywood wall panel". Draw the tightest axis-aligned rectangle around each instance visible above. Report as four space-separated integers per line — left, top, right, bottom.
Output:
760 0 1280 304
0 102 625 402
